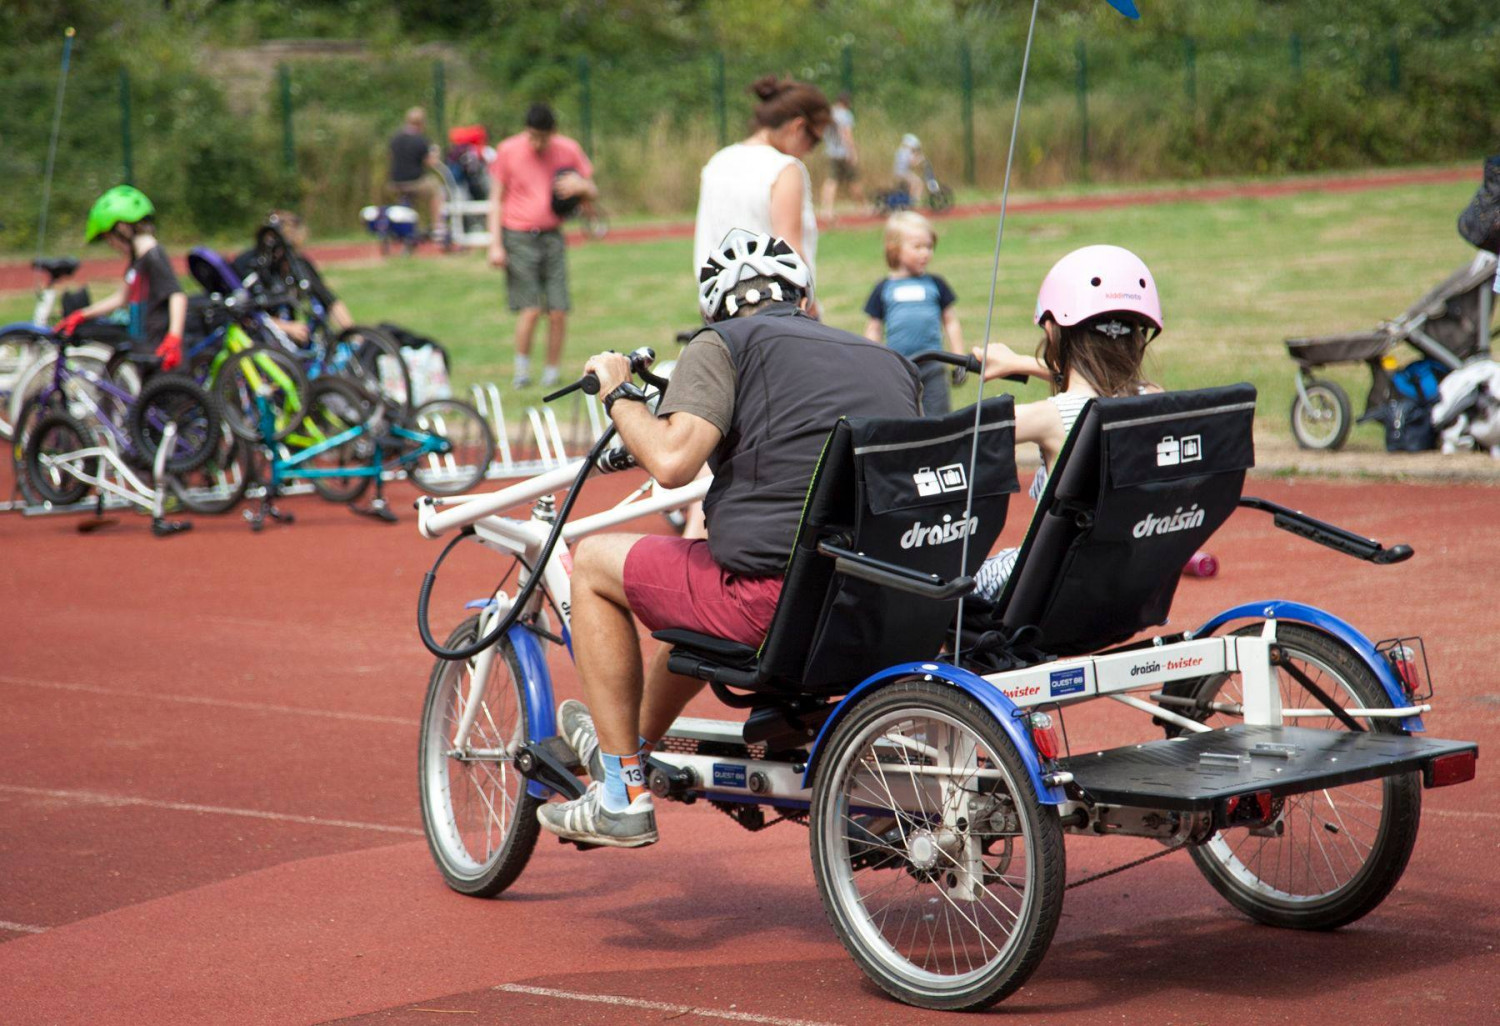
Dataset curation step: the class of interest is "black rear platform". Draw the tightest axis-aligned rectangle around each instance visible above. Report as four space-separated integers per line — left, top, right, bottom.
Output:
1061 725 1476 811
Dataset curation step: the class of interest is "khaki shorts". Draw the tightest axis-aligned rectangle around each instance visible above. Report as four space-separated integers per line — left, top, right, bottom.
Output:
502 228 569 312
385 176 439 209
831 156 859 184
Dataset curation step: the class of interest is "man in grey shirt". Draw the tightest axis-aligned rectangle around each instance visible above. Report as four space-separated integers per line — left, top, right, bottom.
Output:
535 230 919 849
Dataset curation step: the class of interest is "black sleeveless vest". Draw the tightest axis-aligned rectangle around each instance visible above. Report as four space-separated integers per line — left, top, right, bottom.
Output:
703 304 920 574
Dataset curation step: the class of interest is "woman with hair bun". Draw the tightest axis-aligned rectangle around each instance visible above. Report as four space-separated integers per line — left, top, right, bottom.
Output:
693 75 830 295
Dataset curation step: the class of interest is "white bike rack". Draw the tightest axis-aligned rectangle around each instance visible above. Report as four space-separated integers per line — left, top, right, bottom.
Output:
469 382 606 481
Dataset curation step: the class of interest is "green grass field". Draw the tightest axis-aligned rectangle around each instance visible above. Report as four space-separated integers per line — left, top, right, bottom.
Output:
6 177 1483 451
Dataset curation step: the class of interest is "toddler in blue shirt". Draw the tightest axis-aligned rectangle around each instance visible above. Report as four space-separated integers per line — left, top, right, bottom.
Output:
863 211 965 415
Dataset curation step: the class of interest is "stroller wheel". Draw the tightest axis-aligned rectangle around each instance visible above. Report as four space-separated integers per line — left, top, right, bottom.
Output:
927 185 954 213
1290 378 1352 451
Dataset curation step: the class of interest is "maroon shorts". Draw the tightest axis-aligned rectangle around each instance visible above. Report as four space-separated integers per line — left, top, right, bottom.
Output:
623 536 783 648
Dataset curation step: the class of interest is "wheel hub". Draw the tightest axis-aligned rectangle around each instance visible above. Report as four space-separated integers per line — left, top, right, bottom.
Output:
906 829 940 871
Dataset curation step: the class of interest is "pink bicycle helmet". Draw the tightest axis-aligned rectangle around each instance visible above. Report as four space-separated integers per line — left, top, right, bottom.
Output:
1034 244 1162 334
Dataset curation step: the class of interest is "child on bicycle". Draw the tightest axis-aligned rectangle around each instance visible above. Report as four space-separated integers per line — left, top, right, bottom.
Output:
893 133 925 205
969 244 1163 599
56 186 187 372
863 211 965 416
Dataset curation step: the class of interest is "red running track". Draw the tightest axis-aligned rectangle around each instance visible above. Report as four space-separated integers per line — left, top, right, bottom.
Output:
0 469 1495 1025
0 166 1477 295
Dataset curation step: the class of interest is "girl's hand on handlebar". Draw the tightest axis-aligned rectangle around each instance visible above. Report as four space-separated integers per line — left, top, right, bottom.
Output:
584 351 632 395
973 342 1030 383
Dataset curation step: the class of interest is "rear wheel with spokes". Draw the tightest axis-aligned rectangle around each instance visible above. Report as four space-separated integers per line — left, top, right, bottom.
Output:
214 346 309 443
810 680 1065 1011
418 616 542 897
1171 624 1421 929
23 410 98 506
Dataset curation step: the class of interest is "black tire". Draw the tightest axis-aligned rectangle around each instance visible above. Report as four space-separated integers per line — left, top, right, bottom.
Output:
167 422 252 514
127 373 219 474
214 346 309 443
418 616 542 896
24 410 97 506
1175 624 1421 930
335 326 412 416
1290 378 1351 451
406 399 495 496
809 680 1065 1011
927 185 955 213
295 377 377 504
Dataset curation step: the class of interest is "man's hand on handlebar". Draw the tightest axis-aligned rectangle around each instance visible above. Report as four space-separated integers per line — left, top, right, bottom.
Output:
584 351 633 396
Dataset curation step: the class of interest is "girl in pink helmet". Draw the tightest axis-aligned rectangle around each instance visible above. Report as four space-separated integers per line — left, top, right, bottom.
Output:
971 244 1164 599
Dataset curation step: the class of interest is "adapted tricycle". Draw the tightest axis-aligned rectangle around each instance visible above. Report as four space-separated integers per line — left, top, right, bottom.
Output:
413 351 1477 1011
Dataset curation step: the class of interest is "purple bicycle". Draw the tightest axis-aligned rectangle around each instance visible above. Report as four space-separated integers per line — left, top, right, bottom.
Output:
16 333 219 535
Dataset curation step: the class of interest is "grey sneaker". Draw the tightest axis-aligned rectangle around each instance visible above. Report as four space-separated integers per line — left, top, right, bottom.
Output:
536 782 658 848
557 699 604 781
540 365 561 388
511 373 532 390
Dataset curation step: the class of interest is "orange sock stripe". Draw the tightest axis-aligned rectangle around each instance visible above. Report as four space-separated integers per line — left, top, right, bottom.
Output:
620 754 648 802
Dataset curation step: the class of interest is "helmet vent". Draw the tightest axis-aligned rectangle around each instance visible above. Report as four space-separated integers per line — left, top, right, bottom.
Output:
1090 276 1101 287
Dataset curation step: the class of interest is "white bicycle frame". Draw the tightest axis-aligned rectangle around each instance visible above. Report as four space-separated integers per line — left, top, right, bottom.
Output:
418 458 710 751
30 421 180 519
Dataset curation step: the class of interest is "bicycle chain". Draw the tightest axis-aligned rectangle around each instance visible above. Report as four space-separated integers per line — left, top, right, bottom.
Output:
710 799 808 832
1066 842 1186 890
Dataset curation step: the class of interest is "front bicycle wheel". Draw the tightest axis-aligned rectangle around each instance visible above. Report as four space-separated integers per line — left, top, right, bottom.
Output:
810 680 1065 1011
334 325 412 416
296 377 377 504
1173 623 1421 930
418 616 542 897
24 410 98 506
127 373 220 474
406 398 495 495
214 346 309 443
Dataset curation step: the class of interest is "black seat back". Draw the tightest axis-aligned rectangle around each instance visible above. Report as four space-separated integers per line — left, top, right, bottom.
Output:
994 384 1256 655
759 397 1019 693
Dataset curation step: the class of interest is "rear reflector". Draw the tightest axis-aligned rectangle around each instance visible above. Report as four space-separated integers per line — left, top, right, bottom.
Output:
1425 750 1477 788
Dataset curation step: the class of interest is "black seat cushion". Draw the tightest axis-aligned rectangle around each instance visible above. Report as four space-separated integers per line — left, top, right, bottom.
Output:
652 629 759 667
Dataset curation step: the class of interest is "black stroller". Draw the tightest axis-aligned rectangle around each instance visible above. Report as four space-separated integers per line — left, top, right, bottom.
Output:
1284 251 1497 450
1286 157 1500 451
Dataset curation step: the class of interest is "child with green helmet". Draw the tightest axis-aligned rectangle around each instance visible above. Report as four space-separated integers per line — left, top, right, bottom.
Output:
57 185 187 371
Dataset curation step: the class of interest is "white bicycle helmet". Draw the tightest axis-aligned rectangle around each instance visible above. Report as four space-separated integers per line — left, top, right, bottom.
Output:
698 228 811 322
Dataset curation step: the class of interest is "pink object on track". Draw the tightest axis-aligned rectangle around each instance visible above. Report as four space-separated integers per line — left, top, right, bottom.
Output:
1183 551 1219 578
1034 243 1163 331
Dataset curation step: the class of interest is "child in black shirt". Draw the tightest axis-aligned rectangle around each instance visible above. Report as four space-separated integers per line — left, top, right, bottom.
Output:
58 186 187 371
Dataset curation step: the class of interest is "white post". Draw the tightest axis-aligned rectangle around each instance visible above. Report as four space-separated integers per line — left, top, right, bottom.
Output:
1236 619 1283 727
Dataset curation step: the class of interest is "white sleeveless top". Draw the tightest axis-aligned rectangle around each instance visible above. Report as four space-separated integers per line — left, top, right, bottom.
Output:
1027 392 1092 499
693 143 818 280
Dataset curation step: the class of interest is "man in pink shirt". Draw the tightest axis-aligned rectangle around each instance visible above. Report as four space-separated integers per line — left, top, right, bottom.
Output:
487 103 598 388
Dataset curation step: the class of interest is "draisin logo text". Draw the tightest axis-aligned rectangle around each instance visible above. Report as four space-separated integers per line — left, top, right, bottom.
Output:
900 514 980 549
1132 504 1205 539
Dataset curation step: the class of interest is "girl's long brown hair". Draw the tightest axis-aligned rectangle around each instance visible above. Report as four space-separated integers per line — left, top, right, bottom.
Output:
1038 316 1154 397
748 75 831 134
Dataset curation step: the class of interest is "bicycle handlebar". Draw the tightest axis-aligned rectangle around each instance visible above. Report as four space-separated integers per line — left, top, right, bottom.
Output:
542 346 658 402
910 349 1027 385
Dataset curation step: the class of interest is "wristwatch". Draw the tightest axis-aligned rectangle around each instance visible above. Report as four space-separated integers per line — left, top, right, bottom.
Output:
603 381 649 417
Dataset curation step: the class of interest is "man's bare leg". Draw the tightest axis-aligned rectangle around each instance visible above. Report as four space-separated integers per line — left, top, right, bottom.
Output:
639 645 707 745
514 308 541 360
545 309 567 369
570 533 648 757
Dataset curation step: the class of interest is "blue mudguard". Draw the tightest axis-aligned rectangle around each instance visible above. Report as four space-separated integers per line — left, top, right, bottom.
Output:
505 623 559 799
0 321 51 336
1193 600 1424 732
803 661 1068 805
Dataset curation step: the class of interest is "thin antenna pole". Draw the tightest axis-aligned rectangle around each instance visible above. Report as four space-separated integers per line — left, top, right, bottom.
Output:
953 0 1042 666
36 27 76 262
